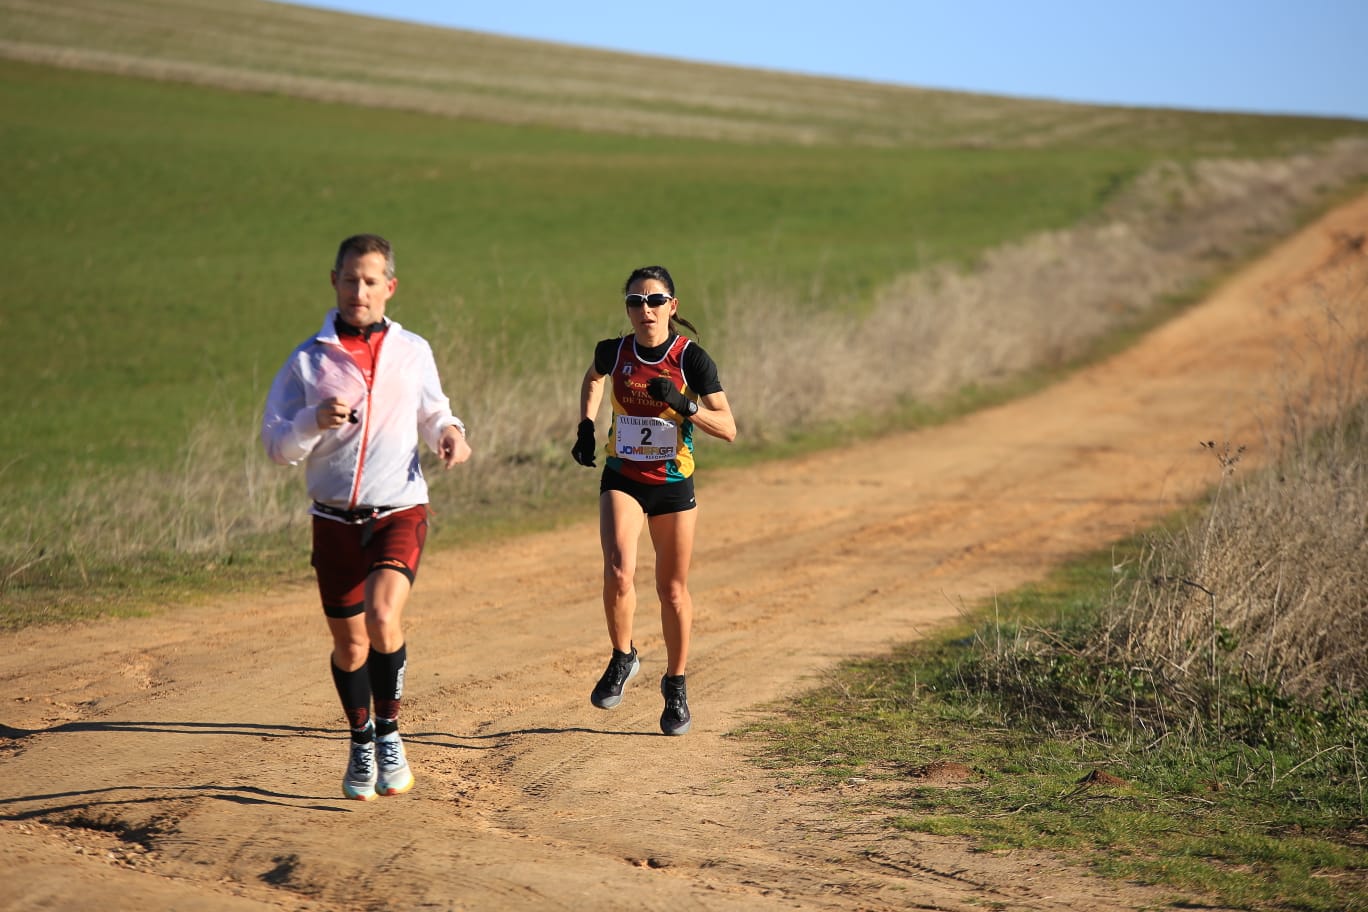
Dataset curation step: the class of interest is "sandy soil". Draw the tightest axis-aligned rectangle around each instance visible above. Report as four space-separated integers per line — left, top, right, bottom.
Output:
3 194 1366 912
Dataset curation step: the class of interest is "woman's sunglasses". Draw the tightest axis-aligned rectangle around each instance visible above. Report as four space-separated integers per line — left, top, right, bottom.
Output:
625 293 674 309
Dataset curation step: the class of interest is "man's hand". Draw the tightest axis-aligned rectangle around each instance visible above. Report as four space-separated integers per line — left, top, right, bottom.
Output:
438 425 471 468
571 419 597 467
645 376 696 416
315 396 354 430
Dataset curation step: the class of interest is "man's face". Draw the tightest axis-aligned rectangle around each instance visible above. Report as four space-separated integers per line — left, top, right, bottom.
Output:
331 251 396 328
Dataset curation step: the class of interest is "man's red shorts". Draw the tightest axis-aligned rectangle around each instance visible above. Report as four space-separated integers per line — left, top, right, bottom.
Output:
311 505 428 618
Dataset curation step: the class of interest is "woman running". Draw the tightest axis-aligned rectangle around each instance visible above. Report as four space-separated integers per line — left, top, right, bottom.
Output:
571 265 736 735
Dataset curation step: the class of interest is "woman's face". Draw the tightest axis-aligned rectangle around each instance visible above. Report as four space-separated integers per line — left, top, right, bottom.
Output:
625 277 676 342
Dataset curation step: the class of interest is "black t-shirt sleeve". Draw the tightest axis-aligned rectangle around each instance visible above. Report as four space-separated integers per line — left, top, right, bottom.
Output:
592 338 619 376
682 343 723 395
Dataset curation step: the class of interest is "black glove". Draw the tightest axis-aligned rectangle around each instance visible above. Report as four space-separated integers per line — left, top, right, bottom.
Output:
571 418 597 467
645 376 697 416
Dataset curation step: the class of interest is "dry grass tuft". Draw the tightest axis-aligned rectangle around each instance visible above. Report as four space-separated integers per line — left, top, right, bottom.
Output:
1104 290 1368 702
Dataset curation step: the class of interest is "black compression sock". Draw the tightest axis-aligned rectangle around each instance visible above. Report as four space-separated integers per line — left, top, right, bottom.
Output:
331 658 372 737
367 644 407 722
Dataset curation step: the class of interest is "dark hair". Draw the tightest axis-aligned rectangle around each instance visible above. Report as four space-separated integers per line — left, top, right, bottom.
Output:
334 234 396 279
624 265 699 338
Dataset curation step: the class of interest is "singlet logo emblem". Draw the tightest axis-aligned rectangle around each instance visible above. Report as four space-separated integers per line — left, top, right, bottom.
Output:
622 364 634 376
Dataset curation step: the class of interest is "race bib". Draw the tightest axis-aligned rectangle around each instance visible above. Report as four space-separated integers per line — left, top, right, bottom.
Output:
614 415 679 461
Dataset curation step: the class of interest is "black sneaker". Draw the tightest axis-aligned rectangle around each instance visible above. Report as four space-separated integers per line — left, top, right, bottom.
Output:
590 646 640 709
659 674 691 735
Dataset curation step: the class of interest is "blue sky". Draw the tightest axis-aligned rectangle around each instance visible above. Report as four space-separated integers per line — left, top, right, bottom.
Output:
291 1 1368 121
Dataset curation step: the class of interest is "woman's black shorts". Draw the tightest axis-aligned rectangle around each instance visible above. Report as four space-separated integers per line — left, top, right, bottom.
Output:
600 469 696 517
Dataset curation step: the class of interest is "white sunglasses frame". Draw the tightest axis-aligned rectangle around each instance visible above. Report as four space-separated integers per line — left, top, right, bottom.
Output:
624 293 674 309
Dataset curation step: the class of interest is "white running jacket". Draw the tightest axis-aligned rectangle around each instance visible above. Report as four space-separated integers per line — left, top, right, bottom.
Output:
261 309 465 513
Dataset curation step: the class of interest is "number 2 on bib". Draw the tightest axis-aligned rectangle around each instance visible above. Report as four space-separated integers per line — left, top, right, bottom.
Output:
614 415 679 461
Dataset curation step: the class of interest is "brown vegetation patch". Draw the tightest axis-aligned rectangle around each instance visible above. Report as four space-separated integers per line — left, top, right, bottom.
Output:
1076 769 1129 789
906 760 977 786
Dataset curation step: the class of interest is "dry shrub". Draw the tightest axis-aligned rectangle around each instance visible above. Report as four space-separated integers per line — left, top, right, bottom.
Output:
1102 288 1368 703
1117 141 1368 257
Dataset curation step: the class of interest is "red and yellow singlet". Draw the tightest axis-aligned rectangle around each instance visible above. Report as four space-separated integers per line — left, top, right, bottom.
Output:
605 335 697 484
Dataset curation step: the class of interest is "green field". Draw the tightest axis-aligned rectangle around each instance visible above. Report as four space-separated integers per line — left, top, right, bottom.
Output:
2 57 1156 488
7 54 1364 492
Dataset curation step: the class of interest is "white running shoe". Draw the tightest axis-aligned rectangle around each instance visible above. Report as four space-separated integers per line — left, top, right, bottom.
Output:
343 737 378 801
375 730 414 796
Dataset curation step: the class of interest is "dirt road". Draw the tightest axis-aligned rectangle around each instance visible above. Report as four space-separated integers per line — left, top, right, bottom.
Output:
4 194 1366 912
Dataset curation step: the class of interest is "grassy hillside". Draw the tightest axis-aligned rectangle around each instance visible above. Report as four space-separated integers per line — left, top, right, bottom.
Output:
2 56 1153 488
1 0 1366 619
4 0 1363 150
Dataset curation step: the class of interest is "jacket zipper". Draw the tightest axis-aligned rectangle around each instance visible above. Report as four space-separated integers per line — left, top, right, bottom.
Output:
346 333 384 510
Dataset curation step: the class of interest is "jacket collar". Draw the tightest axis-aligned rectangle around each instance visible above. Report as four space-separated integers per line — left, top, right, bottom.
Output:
316 308 397 344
